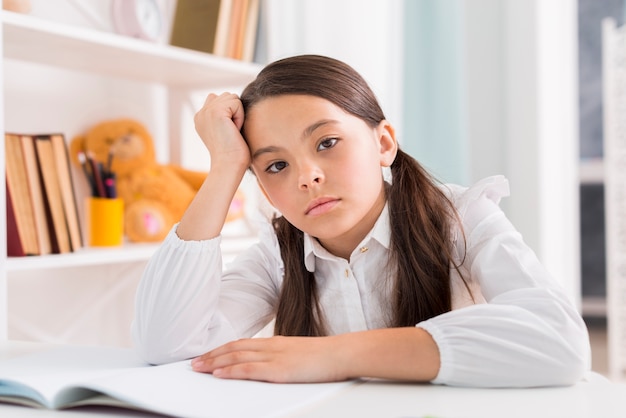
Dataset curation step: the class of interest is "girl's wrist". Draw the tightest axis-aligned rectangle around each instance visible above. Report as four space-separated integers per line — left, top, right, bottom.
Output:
330 328 440 381
208 160 249 182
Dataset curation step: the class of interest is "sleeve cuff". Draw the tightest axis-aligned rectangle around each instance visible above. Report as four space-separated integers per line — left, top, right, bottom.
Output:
167 222 222 252
416 320 452 385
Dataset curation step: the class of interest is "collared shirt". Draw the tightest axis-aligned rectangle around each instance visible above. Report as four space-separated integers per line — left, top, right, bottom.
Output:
302 203 395 334
132 176 590 387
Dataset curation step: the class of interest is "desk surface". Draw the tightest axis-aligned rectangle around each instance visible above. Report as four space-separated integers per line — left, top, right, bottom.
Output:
1 341 625 418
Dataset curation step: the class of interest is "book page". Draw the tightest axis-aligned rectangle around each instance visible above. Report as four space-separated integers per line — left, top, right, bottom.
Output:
80 359 354 418
0 345 355 417
0 346 147 409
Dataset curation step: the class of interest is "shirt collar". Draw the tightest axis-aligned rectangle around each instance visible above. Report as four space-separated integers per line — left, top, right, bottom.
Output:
303 203 391 272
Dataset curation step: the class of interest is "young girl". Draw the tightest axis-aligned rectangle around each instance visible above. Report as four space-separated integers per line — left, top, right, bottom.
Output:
132 55 590 387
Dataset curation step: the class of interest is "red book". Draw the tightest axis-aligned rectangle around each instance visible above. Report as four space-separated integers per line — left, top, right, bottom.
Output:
6 179 25 257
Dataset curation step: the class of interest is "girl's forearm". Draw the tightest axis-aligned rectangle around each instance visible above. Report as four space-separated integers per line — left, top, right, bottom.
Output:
334 327 440 381
176 162 248 241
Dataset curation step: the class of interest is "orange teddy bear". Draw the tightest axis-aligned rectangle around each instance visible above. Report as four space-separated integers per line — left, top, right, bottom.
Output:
70 118 244 243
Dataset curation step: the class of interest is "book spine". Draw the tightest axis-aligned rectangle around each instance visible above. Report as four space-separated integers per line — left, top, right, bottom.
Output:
213 0 234 57
5 179 25 257
51 134 83 251
241 0 260 62
170 0 222 54
19 135 52 255
4 133 40 255
34 135 72 254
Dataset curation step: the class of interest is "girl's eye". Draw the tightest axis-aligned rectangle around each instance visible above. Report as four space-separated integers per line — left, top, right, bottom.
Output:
266 161 288 173
318 138 338 151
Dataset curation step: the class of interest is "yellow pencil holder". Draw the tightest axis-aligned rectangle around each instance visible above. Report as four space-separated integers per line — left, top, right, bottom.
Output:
86 197 124 247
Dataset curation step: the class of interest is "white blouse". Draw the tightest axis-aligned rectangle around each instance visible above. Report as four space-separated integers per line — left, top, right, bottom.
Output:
132 175 591 387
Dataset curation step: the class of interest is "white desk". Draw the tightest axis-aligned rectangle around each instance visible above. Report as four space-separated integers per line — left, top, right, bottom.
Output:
1 341 625 418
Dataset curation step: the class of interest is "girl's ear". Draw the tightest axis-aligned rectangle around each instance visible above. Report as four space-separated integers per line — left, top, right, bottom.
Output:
377 120 398 167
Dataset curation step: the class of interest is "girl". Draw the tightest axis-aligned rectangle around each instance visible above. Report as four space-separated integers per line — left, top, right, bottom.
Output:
132 55 590 387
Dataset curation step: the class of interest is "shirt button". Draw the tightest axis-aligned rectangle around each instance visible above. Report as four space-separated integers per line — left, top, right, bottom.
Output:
345 269 349 278
360 246 369 253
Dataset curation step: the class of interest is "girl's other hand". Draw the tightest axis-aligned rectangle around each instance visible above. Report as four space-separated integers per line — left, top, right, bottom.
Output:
194 92 250 170
190 336 348 383
190 328 439 383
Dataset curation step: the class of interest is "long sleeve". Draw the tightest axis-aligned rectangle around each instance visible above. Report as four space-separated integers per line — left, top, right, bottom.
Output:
417 177 591 387
132 224 281 365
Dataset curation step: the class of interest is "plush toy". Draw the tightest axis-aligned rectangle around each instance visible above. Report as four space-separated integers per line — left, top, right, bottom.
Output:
70 118 245 243
3 0 31 13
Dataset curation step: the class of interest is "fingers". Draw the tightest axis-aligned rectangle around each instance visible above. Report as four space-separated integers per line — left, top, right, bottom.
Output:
191 338 266 370
212 362 280 382
190 336 344 383
193 92 249 167
197 92 244 129
191 338 278 381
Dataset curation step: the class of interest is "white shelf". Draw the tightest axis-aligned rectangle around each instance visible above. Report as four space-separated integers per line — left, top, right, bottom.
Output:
4 235 259 272
5 244 160 271
1 11 262 89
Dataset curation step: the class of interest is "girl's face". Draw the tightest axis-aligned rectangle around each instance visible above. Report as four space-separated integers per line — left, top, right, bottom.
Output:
245 94 397 259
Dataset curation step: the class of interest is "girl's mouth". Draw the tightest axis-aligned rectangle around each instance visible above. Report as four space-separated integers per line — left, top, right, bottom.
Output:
305 198 339 216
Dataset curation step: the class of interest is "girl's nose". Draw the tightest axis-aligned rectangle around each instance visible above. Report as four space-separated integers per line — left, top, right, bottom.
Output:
298 164 324 190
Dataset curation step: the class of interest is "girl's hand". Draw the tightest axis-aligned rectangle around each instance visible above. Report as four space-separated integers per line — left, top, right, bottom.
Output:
194 92 250 170
190 336 348 383
176 92 251 240
190 328 439 383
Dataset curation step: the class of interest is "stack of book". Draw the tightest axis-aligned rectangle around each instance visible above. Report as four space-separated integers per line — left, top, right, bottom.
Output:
5 133 83 256
170 0 261 62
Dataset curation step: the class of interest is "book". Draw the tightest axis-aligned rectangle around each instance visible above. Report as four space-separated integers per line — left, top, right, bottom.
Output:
226 0 247 59
170 0 222 54
19 134 52 255
4 133 39 255
50 133 83 251
241 0 260 62
0 345 353 417
213 0 234 57
34 135 72 254
5 179 25 257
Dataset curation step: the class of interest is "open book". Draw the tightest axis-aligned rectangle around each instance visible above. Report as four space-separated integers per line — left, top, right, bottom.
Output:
0 345 353 417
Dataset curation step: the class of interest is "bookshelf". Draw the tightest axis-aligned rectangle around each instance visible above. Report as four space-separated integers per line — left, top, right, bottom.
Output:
0 10 262 340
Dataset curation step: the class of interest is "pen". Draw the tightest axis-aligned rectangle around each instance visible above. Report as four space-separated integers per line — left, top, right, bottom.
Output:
104 173 117 198
87 152 106 198
78 151 98 197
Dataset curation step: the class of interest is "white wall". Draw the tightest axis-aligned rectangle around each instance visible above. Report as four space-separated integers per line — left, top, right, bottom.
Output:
403 0 580 304
464 0 581 304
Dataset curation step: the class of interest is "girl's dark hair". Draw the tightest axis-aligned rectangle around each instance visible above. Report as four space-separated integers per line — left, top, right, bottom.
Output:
240 55 460 336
